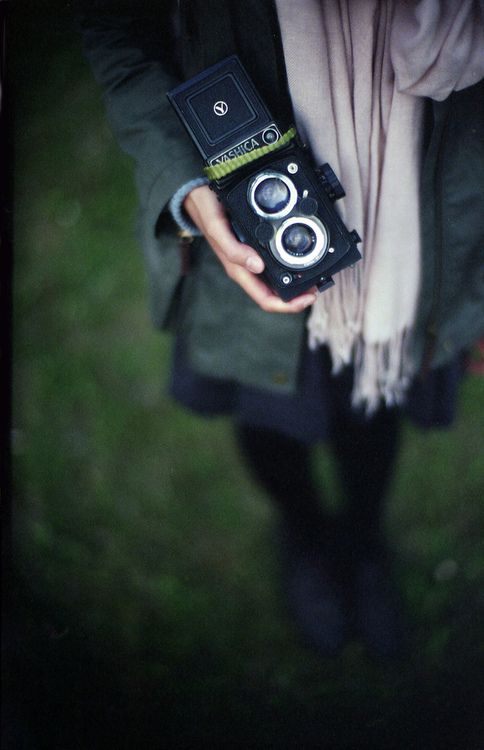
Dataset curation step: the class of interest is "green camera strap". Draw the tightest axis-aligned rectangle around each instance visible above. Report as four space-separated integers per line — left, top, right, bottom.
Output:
203 127 297 181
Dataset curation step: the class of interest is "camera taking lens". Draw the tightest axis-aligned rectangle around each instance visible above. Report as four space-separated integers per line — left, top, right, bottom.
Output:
282 224 315 256
274 216 328 269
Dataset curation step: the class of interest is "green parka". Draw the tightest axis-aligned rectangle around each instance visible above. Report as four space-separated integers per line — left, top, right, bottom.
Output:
78 0 484 394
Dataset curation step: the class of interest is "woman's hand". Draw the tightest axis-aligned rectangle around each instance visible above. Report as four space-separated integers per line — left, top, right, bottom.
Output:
183 185 317 314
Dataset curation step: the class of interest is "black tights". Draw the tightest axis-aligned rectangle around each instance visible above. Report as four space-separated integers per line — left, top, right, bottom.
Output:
235 406 400 548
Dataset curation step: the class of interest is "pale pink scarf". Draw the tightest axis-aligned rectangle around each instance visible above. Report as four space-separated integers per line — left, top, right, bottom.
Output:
276 0 484 411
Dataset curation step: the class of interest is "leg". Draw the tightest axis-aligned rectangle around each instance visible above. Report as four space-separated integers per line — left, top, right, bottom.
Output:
234 423 326 545
234 422 348 655
329 405 401 549
329 405 404 657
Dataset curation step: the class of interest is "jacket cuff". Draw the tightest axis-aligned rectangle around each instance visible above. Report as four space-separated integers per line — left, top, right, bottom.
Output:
169 177 210 236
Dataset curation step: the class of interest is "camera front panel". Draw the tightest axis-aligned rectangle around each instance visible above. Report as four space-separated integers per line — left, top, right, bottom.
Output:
221 145 360 299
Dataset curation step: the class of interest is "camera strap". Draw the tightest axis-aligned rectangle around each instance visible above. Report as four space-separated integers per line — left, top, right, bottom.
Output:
203 126 297 181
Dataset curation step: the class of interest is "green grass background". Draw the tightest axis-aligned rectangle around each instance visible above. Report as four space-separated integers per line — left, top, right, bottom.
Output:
8 4 484 748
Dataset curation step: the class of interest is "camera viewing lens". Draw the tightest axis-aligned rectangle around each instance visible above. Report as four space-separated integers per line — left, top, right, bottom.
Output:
249 171 298 220
282 224 316 256
254 178 290 214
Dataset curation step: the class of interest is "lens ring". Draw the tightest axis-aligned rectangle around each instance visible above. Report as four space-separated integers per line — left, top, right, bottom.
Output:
273 216 328 269
248 171 298 220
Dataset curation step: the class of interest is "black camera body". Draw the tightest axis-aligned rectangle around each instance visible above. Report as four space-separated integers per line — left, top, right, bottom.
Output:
168 56 361 301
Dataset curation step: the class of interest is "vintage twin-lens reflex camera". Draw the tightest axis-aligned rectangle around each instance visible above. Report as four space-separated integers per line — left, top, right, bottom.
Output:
168 56 361 301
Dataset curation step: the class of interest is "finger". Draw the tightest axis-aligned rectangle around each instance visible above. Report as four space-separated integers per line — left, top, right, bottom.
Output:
185 187 264 272
228 263 317 313
205 214 265 273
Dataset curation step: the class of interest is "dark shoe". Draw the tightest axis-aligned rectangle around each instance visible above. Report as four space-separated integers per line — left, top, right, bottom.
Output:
352 550 405 659
280 526 349 656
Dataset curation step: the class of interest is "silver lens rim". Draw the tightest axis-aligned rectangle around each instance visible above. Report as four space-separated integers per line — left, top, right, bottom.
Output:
273 216 328 269
248 171 298 220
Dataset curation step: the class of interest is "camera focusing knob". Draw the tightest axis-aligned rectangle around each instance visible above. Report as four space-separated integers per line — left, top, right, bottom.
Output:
318 163 346 201
255 222 275 244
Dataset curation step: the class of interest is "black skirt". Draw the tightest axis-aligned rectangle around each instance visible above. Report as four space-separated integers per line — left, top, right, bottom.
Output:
170 337 464 444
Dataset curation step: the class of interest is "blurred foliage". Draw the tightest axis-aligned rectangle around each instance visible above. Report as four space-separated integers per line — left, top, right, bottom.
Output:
8 3 484 748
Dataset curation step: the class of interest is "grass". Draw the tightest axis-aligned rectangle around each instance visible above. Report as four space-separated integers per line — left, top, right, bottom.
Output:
7 5 484 749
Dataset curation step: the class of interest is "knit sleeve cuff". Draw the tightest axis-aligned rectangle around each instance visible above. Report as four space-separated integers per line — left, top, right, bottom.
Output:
168 177 210 236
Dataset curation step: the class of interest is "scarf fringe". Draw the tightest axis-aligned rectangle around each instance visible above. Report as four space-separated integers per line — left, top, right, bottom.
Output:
351 328 415 414
307 264 363 372
309 319 415 415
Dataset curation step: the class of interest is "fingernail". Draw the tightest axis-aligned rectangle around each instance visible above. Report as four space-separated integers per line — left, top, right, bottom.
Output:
246 256 264 273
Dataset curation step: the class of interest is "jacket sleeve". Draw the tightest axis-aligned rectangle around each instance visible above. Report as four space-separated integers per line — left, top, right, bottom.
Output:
75 0 204 327
76 1 202 210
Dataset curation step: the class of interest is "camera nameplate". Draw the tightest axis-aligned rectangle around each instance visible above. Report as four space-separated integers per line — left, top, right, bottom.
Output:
208 124 282 167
